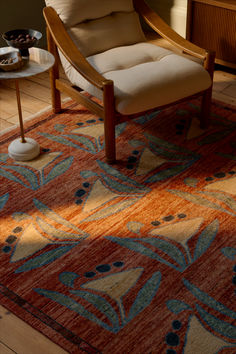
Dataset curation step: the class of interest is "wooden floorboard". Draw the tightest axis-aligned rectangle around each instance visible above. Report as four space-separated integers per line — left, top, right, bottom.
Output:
0 305 68 354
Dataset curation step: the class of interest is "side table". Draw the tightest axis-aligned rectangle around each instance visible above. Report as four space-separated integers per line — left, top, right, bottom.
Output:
0 47 55 161
186 0 236 69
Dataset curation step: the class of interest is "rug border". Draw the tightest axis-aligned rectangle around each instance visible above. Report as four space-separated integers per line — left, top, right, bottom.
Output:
0 283 101 354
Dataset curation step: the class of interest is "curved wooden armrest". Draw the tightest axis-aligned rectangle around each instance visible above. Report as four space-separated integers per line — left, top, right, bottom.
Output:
43 6 108 90
135 0 209 60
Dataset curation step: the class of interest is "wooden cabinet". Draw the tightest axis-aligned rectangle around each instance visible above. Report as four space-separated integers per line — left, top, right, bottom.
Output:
186 0 236 69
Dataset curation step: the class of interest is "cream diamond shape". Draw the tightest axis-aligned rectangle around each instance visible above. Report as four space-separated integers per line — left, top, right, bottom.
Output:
72 123 104 140
11 223 52 262
149 217 204 244
136 148 166 176
83 179 119 213
205 175 236 195
16 152 61 171
184 316 232 354
186 117 205 140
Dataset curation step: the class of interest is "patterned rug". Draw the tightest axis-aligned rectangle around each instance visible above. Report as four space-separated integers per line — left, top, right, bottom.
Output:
0 98 236 354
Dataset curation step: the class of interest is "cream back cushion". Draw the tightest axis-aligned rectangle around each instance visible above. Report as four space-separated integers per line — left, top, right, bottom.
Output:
45 0 146 56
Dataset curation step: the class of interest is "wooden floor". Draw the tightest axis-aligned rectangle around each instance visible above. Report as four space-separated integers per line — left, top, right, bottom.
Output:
0 37 235 354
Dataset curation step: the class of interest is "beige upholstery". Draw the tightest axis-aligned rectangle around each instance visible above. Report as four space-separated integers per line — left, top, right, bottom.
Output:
45 0 146 56
44 0 215 163
59 43 212 115
45 0 135 26
68 12 145 57
45 0 211 114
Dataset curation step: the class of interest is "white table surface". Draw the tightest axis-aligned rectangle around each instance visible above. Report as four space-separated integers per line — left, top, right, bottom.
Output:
0 47 55 79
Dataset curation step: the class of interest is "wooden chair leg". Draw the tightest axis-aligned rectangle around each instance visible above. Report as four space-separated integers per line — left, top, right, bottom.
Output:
200 87 212 129
103 80 116 164
46 27 61 114
201 50 215 129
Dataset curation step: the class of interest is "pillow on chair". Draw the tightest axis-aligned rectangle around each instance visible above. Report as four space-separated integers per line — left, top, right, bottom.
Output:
45 0 146 56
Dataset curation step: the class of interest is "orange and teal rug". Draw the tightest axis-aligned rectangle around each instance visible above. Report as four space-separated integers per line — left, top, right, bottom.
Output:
0 98 236 353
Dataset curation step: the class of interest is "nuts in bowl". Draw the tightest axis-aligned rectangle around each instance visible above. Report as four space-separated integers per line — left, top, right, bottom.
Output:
0 51 24 71
2 29 42 57
9 33 37 46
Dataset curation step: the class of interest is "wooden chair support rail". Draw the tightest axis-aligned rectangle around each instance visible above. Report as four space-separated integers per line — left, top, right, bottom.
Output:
56 80 105 118
43 6 107 90
134 0 208 60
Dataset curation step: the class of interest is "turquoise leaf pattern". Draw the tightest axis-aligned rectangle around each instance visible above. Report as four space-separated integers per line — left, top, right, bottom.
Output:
166 299 192 314
80 170 98 179
59 272 79 288
43 156 73 184
70 290 120 329
4 165 39 190
143 238 187 270
183 279 236 320
196 304 236 339
39 132 80 149
64 134 97 153
168 190 234 216
145 161 193 184
0 168 29 188
198 130 232 146
106 237 182 271
134 110 160 124
200 191 236 214
83 199 140 222
129 140 145 148
97 160 145 188
12 212 32 221
144 133 197 155
15 245 77 273
33 199 87 235
0 193 9 210
0 153 8 162
36 217 86 240
128 271 161 321
54 124 66 132
0 154 73 190
184 177 199 187
193 219 219 261
221 247 236 260
34 288 113 331
115 122 126 137
149 143 194 161
101 173 147 194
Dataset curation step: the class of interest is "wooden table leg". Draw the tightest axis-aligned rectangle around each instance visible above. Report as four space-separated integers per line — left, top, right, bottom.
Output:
15 79 26 143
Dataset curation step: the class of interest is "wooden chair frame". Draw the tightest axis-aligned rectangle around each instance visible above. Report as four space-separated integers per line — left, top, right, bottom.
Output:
43 0 215 164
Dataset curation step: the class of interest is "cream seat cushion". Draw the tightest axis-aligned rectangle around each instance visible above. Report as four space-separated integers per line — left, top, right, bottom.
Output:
60 43 212 115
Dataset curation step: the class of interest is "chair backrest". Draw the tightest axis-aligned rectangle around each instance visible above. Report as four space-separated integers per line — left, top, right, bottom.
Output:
45 0 146 57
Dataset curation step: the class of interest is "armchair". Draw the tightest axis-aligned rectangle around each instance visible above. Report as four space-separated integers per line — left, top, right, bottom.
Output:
43 0 215 163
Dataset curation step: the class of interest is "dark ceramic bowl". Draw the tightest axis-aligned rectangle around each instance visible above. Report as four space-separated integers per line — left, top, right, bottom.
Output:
2 29 42 57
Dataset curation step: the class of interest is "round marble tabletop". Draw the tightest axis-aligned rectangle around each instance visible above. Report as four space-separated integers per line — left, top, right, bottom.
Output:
0 47 55 79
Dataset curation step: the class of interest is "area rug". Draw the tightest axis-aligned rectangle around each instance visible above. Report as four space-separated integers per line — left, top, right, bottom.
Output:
0 98 236 354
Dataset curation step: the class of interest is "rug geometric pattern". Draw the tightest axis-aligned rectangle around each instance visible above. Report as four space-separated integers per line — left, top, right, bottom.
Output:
0 99 236 353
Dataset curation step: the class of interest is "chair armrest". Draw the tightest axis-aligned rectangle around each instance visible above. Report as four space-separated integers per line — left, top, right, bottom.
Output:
135 0 209 61
43 6 108 90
